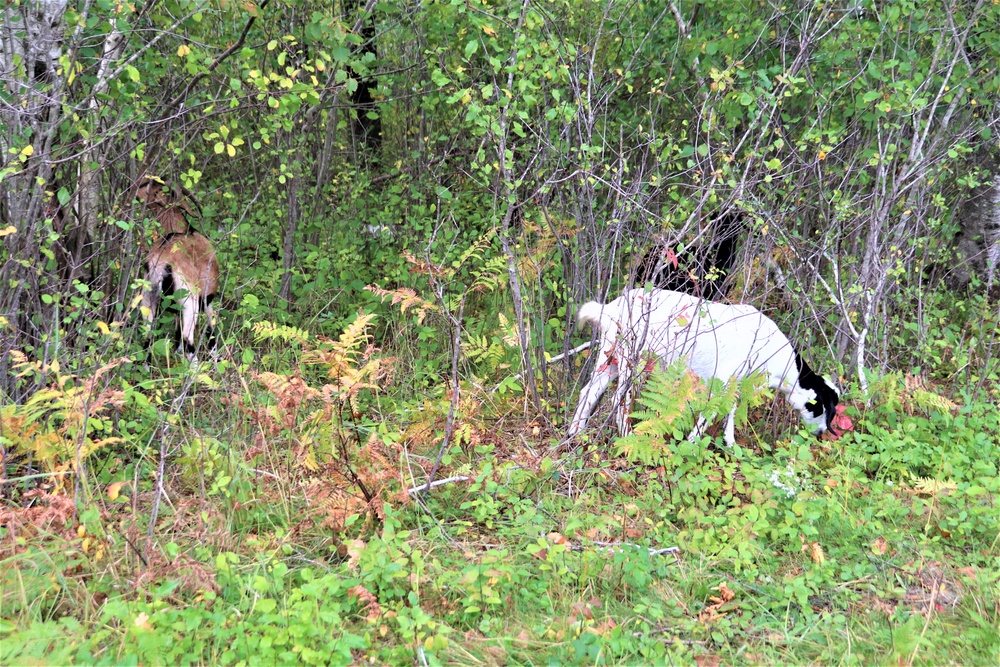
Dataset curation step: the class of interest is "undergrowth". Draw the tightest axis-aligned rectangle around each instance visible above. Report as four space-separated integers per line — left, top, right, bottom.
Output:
2 288 999 666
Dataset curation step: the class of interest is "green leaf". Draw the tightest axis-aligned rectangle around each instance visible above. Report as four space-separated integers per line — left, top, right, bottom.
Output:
431 70 451 87
255 598 277 614
465 40 479 58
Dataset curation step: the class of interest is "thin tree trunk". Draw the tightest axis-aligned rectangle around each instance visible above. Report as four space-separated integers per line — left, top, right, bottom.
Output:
308 106 339 248
279 169 299 303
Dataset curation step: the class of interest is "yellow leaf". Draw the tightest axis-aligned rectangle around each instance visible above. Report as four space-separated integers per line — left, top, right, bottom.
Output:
346 539 366 570
177 44 191 57
97 321 111 335
871 536 888 556
482 25 497 36
134 612 153 630
107 481 125 500
227 144 236 157
21 145 34 157
0 225 17 237
82 537 91 553
809 541 825 564
77 525 86 538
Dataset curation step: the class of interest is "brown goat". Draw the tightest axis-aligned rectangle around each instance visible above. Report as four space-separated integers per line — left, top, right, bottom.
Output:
134 177 219 358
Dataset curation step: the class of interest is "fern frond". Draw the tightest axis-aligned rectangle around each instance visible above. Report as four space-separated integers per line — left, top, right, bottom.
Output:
253 321 310 346
303 313 377 378
615 361 703 464
471 255 508 293
910 389 958 414
454 230 495 273
497 313 520 348
365 285 438 324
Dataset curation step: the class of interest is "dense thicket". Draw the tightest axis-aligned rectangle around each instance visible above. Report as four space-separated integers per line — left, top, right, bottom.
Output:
0 0 1000 391
2 0 999 400
4 3 1000 664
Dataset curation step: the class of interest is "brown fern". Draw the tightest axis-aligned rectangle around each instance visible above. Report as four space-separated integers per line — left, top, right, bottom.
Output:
365 285 438 324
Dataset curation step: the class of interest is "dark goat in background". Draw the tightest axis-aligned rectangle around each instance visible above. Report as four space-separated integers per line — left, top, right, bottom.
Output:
633 210 744 300
133 177 220 359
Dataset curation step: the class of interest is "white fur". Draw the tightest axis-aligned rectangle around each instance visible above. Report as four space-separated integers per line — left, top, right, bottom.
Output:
568 288 829 445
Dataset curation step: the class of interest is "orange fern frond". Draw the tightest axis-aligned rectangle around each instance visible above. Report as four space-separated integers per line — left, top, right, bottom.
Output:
365 285 438 324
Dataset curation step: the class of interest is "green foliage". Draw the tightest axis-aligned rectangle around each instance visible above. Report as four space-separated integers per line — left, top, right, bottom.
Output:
616 360 767 465
5 0 1000 665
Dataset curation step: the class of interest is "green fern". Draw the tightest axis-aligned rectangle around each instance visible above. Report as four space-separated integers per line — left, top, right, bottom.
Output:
453 230 494 273
470 255 508 293
869 372 904 412
252 320 310 346
463 331 513 375
615 359 768 465
616 359 702 465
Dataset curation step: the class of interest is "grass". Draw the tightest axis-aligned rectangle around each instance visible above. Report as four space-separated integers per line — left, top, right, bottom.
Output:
1 330 999 666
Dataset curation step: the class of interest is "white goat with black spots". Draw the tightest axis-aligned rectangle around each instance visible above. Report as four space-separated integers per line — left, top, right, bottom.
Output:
567 288 842 445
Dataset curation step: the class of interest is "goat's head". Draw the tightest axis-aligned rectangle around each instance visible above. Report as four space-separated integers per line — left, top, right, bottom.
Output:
798 379 840 435
132 176 199 236
792 353 842 436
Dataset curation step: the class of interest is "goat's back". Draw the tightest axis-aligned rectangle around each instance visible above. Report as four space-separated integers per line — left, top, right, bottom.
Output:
147 233 220 297
582 288 797 384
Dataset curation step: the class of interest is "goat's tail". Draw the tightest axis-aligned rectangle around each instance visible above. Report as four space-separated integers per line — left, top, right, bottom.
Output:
577 301 609 332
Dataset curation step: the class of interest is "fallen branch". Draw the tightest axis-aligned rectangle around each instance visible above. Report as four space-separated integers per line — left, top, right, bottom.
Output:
407 475 470 497
572 540 680 557
494 340 593 392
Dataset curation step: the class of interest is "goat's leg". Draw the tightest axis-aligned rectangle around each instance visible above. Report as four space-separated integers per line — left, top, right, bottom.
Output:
611 377 635 437
179 294 200 361
568 365 616 437
723 404 737 446
140 287 157 366
203 298 219 359
140 288 158 327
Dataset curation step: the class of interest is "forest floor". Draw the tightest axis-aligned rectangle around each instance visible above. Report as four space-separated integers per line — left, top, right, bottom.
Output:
2 337 999 666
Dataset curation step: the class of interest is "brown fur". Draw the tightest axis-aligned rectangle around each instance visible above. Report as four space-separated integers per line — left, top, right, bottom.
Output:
135 177 219 357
